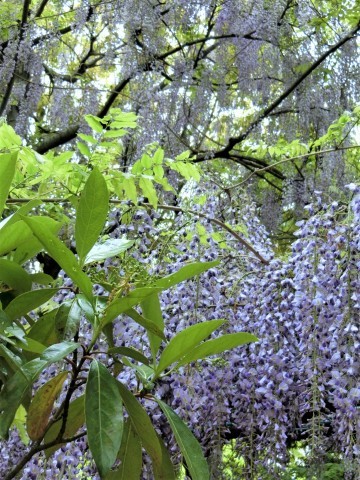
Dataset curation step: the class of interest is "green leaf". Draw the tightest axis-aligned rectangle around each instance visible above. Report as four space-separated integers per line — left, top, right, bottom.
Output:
77 141 91 158
155 320 224 376
153 261 219 290
0 152 17 217
153 434 176 480
77 133 97 144
0 342 77 438
84 238 134 265
27 372 68 440
0 123 21 148
5 288 59 321
176 333 258 368
44 394 85 458
27 309 59 347
12 217 61 265
108 346 149 365
55 300 81 341
140 294 164 361
0 221 32 257
103 129 126 138
0 199 41 230
101 287 162 327
85 360 123 478
121 177 137 203
104 420 142 480
75 167 109 265
116 381 162 470
157 400 209 480
84 114 103 133
0 259 32 293
125 308 166 340
139 177 158 209
39 341 78 363
12 405 29 445
22 216 93 302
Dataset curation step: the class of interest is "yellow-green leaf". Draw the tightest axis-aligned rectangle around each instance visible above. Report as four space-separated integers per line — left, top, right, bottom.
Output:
27 372 68 441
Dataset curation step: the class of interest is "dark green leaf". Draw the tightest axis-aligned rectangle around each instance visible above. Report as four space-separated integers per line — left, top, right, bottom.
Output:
104 420 142 480
155 320 224 376
85 360 123 478
27 309 59 347
75 167 109 265
76 294 96 324
153 433 176 480
5 288 59 321
125 308 166 340
27 372 68 440
140 294 164 361
55 300 82 340
116 381 162 469
157 400 209 480
176 333 258 368
0 342 77 437
108 346 149 365
153 261 219 290
101 287 162 327
22 216 93 301
0 259 32 294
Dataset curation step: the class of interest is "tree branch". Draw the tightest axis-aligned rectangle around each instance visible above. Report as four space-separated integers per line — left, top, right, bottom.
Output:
0 0 32 116
198 21 360 160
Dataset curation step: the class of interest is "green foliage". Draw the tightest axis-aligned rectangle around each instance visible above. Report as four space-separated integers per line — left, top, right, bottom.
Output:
0 122 257 478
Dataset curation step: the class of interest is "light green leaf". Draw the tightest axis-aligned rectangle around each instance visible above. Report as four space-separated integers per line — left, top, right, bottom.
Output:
0 199 41 230
0 221 32 257
84 114 103 133
5 288 59 321
121 177 137 204
86 360 123 478
75 167 109 265
12 405 30 445
77 141 91 158
77 133 97 144
0 152 17 217
84 238 134 265
0 123 21 148
11 216 61 265
103 129 126 138
116 381 162 469
155 320 224 376
139 177 158 209
176 333 258 368
22 216 93 302
157 400 209 480
27 372 68 440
